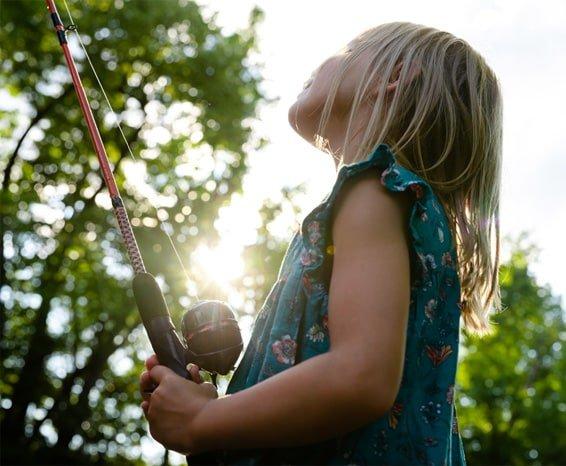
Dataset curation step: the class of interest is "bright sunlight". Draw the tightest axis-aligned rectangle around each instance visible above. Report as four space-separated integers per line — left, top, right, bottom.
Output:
191 241 245 291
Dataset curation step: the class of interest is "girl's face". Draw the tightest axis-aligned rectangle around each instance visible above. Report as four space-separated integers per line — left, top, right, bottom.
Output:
288 40 375 154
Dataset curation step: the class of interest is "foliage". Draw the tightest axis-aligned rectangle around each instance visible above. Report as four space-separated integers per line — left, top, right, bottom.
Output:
0 0 283 464
457 232 566 465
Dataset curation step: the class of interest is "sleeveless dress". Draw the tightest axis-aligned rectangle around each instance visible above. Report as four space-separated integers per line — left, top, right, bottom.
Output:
211 143 467 466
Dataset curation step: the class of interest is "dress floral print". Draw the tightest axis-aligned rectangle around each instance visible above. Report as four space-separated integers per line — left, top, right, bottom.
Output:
209 144 467 465
271 335 297 365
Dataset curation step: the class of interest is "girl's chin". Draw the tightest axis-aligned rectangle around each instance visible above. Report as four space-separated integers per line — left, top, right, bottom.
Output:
287 102 313 141
287 101 301 131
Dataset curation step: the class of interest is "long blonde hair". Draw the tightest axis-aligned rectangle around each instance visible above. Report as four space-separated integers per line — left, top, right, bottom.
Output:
315 22 504 337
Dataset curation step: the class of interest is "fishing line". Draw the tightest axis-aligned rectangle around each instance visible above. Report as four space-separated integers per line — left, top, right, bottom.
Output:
61 0 200 301
45 3 244 429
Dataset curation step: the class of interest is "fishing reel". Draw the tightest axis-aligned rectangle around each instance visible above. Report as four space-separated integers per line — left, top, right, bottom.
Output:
181 300 244 375
133 273 243 382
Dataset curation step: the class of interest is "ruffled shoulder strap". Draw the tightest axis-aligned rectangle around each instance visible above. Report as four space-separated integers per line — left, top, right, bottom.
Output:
299 143 457 294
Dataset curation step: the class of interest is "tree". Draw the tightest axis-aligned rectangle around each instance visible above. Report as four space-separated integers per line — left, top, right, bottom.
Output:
457 232 566 465
0 0 275 464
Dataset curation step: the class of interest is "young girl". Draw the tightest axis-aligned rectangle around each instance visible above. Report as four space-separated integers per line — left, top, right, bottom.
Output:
139 21 503 465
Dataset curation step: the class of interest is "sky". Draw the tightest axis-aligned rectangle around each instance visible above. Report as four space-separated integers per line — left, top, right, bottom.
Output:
196 0 566 310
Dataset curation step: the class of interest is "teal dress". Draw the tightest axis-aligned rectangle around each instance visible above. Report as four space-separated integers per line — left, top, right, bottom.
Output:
215 143 467 465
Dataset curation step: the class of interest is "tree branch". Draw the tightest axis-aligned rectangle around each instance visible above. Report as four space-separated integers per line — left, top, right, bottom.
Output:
0 87 73 341
1 114 145 446
1 86 72 194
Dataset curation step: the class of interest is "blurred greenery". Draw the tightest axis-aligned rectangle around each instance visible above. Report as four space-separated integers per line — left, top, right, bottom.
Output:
457 233 566 465
0 1 564 466
0 0 292 464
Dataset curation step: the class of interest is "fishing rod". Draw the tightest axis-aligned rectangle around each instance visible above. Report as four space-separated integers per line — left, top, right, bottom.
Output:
44 0 242 402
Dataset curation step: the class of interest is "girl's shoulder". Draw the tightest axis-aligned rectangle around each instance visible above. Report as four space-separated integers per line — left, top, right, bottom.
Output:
299 143 458 290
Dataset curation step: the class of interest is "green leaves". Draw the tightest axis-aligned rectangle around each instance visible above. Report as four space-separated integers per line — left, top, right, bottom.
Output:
1 1 270 464
457 233 565 465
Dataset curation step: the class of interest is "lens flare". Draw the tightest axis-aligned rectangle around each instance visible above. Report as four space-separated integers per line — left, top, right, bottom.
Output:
192 241 244 291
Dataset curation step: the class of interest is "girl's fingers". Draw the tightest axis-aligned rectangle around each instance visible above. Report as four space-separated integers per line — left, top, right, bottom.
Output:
145 354 160 371
140 370 155 399
187 363 203 383
141 400 149 417
201 382 219 399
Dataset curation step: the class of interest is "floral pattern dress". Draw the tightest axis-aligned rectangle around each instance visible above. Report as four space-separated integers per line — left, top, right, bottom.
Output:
206 143 467 466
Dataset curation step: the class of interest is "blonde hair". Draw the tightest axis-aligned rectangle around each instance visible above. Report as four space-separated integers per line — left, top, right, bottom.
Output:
315 22 504 337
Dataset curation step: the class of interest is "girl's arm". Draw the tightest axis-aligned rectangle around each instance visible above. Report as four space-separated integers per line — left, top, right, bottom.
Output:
195 173 413 452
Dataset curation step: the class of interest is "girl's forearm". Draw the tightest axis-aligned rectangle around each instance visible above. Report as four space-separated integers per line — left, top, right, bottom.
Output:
195 350 385 452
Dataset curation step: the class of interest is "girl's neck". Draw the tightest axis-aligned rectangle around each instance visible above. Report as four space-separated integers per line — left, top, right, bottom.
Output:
327 127 367 170
325 105 372 171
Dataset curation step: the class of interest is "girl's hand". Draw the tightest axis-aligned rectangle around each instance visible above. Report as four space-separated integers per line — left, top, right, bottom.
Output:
139 355 218 455
139 355 204 401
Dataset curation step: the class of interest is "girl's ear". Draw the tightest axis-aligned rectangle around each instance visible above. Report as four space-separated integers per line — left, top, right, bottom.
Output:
385 60 421 94
365 60 421 103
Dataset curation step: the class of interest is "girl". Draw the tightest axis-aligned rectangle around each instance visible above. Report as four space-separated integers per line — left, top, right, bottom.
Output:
139 21 503 465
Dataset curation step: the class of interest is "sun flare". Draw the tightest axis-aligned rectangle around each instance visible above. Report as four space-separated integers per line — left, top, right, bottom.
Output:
191 241 244 291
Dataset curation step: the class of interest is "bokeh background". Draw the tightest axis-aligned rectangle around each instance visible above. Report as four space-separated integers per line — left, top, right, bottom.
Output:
1 0 564 465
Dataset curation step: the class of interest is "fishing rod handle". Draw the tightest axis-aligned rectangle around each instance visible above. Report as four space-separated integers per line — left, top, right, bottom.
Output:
133 273 190 379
